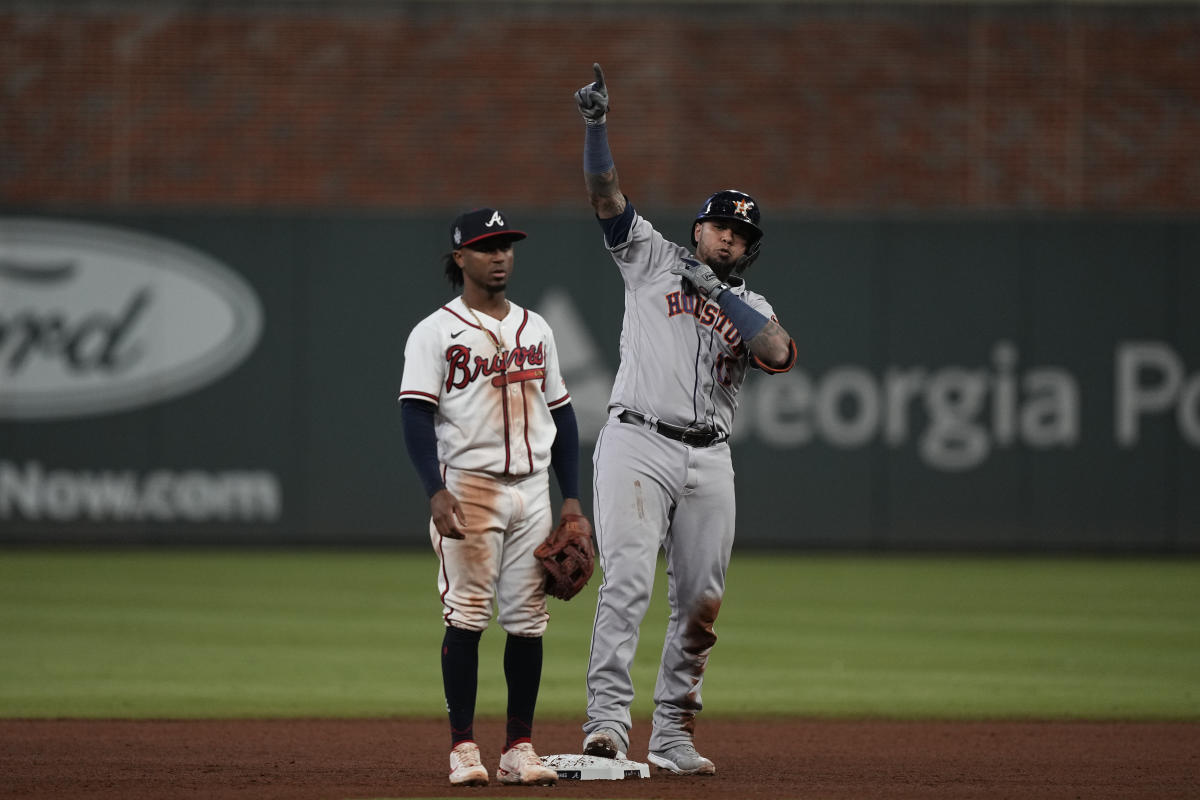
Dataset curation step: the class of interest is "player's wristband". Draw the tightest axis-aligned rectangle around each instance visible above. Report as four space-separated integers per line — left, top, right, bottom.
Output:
717 291 770 342
584 121 614 174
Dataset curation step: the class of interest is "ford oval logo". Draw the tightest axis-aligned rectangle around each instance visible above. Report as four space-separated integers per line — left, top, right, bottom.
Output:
0 217 263 420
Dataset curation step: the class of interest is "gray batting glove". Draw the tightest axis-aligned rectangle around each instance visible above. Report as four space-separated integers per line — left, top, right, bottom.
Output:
671 257 731 300
575 62 609 125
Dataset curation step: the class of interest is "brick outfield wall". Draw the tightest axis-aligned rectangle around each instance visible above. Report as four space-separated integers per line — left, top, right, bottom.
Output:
2 6 1199 213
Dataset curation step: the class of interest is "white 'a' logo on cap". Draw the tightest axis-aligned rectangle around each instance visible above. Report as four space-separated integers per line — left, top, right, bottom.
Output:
485 211 505 228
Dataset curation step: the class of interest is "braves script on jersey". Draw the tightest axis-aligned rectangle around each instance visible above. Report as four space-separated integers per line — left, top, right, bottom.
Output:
399 296 570 474
607 210 783 433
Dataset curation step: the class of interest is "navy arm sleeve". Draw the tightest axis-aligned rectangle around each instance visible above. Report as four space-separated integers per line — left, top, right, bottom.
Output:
717 290 770 341
400 398 444 498
549 404 580 500
598 199 635 248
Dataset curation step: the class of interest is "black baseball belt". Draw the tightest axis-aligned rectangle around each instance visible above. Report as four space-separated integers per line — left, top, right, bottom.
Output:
617 410 727 448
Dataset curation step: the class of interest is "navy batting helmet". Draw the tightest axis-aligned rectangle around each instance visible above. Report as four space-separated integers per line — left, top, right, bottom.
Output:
691 189 763 271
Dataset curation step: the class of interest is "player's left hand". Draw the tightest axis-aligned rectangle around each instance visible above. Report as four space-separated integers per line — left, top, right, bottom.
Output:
671 257 730 300
535 512 595 601
575 62 609 125
559 497 584 522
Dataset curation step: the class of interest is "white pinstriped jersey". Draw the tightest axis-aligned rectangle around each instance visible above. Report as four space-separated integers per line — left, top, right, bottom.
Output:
399 296 571 476
606 209 779 436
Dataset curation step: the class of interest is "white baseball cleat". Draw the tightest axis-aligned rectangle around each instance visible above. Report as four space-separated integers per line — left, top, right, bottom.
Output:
448 741 489 786
497 741 557 786
582 726 628 760
648 741 716 775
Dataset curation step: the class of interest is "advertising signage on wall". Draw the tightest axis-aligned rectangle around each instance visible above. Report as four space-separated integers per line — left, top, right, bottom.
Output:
0 218 263 419
727 340 1200 472
0 217 281 534
0 461 280 524
0 214 1195 548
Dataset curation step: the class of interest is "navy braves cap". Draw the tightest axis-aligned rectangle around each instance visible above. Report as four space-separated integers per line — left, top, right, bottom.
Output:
450 208 528 250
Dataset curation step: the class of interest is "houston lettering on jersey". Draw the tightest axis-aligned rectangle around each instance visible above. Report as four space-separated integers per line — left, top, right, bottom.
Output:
444 342 546 393
664 291 743 347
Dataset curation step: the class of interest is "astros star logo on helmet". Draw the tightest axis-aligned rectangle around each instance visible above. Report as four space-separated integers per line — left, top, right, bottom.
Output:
733 199 754 218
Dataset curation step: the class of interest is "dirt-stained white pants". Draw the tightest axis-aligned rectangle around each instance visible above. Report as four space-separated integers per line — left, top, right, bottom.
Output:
430 466 552 636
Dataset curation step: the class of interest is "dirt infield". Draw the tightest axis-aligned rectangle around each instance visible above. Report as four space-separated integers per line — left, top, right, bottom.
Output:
2 717 1197 799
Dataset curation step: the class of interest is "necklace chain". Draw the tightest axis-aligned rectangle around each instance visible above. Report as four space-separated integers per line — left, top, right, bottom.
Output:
463 298 509 354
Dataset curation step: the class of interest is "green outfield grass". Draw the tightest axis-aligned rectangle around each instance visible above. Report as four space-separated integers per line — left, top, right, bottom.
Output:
0 549 1197 720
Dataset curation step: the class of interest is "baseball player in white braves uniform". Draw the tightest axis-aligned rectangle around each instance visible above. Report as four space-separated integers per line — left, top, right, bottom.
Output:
573 64 797 775
398 207 582 787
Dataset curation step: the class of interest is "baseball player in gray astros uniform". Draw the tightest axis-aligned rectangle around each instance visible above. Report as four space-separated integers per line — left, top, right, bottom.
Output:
398 208 582 787
573 64 797 775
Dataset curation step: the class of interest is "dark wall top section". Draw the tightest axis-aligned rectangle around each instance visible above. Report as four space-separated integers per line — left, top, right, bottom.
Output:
2 5 1198 213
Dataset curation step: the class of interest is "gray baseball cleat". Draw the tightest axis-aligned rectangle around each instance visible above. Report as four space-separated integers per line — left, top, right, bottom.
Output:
581 726 627 760
647 742 716 775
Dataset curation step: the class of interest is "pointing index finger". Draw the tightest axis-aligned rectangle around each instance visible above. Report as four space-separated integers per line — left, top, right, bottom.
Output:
592 62 605 91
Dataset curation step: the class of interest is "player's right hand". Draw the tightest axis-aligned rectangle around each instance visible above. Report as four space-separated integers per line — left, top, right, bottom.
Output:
431 489 467 539
575 62 609 125
671 257 731 300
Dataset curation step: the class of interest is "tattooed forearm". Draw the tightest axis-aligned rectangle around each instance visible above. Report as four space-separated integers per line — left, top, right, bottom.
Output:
585 169 625 219
749 319 794 369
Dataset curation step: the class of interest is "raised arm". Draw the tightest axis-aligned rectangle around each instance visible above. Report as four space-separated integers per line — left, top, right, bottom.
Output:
575 62 626 220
